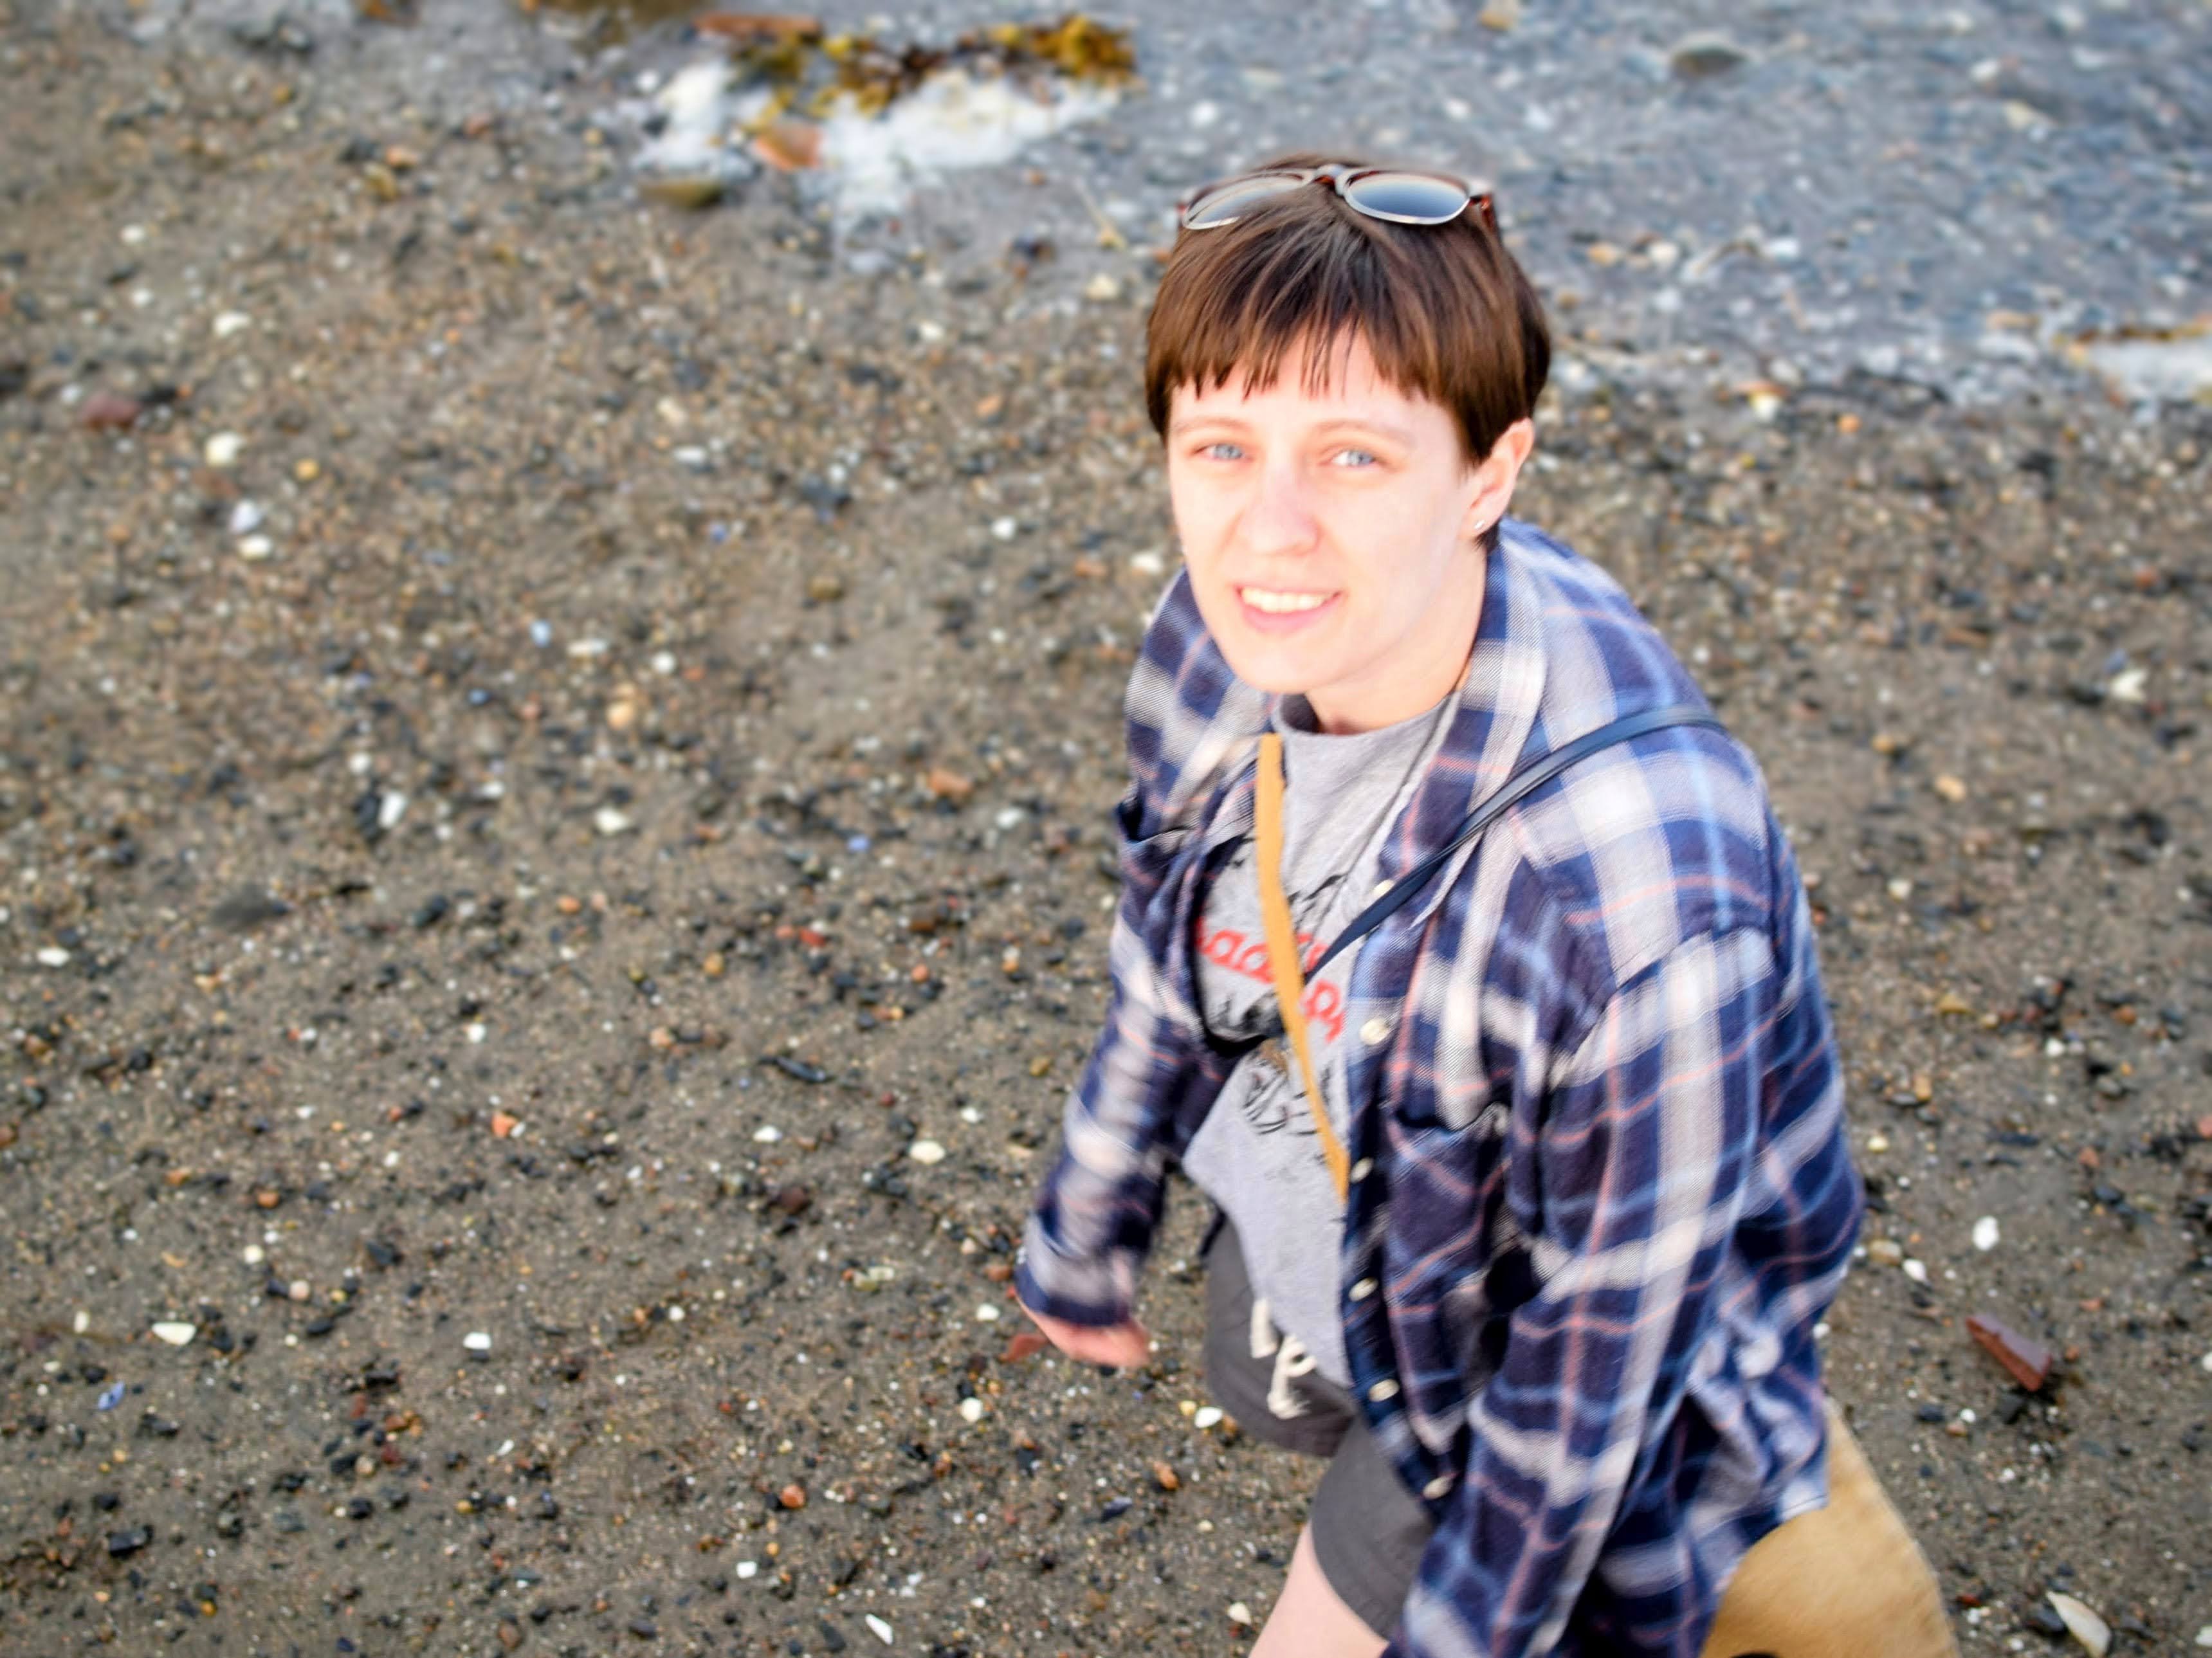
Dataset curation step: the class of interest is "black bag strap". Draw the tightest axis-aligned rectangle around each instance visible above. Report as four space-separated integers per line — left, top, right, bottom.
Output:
1302 704 1728 979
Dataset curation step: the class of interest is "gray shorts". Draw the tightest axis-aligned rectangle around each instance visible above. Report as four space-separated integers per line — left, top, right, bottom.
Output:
1201 1215 1434 1639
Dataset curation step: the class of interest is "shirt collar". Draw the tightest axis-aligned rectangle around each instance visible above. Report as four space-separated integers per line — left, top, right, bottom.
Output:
1373 520 1549 902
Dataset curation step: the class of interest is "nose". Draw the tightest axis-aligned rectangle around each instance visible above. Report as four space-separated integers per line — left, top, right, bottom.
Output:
1239 457 1319 559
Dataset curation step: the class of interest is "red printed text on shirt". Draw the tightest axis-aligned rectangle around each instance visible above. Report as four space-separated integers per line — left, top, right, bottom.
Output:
1194 925 1344 1044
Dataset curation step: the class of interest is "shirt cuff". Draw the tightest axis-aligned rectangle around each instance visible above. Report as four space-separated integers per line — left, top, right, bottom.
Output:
1014 1214 1133 1328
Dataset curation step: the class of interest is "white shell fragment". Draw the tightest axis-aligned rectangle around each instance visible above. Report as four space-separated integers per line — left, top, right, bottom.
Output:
1192 1406 1224 1430
958 1396 986 1423
151 1321 196 1346
2046 1592 2110 1657
462 1331 493 1353
1971 1216 2000 1252
1901 1257 1929 1284
908 1139 946 1164
864 1613 894 1645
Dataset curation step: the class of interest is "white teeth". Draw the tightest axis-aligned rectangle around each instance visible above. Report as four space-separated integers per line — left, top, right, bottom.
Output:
1240 587 1331 614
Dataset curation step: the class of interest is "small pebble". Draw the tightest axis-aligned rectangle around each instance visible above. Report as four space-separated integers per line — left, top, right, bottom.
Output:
1228 1602 1253 1626
1968 1313 2054 1391
463 1331 492 1353
865 1614 894 1646
1669 32 1750 77
2046 1590 2110 1657
1901 1258 1929 1284
908 1139 946 1164
150 1321 196 1346
203 431 245 467
958 1396 986 1423
973 1304 1000 1323
1193 1406 1223 1430
1971 1216 2000 1252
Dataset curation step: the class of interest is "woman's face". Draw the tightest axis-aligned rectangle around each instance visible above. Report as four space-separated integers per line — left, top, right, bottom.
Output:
1165 333 1527 733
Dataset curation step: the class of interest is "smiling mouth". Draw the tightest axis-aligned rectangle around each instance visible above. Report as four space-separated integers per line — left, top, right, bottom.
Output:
1236 585 1336 615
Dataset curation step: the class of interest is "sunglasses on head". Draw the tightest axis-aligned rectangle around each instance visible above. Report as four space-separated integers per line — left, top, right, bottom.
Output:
1177 162 1497 233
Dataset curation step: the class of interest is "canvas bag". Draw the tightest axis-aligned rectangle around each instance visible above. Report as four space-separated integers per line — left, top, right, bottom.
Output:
1252 713 1959 1658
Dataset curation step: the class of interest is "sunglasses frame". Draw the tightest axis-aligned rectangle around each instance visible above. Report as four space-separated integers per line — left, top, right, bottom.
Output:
1177 162 1498 234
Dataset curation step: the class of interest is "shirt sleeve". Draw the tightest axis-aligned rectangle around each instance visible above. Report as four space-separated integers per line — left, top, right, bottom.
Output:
1016 821 1238 1328
1388 925 1779 1658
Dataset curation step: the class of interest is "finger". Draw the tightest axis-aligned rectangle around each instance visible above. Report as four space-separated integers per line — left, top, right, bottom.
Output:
1093 1325 1150 1368
1063 1331 1125 1367
1111 1333 1151 1366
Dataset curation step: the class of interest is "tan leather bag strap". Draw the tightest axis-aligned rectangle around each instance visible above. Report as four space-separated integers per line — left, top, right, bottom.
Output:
1254 731 1352 1203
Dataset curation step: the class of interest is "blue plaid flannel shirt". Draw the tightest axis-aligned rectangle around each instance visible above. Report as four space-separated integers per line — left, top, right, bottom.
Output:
1017 518 1865 1657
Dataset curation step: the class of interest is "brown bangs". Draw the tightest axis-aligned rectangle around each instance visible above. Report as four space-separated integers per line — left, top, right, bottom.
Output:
1145 152 1551 469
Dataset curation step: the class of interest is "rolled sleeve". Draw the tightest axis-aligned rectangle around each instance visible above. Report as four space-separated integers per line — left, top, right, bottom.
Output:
1018 871 1234 1327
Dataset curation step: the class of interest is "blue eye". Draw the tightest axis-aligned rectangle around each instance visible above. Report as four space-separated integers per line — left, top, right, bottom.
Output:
1332 448 1378 468
1199 441 1245 462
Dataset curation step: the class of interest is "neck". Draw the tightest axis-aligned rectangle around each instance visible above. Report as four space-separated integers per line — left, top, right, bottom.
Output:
1303 557 1486 735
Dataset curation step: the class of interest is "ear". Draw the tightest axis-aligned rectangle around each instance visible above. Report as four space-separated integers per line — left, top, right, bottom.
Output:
1459 417 1537 542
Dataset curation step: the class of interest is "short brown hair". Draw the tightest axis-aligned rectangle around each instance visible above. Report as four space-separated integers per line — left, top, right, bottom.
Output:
1145 152 1550 473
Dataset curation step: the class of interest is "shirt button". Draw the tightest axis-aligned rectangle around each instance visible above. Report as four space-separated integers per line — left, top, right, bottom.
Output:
1368 1378 1400 1402
1423 1474 1456 1500
1360 1016 1394 1046
1349 1157 1373 1183
1349 1277 1377 1300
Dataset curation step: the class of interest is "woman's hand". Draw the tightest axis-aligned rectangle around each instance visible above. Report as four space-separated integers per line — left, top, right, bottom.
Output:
1017 1298 1151 1369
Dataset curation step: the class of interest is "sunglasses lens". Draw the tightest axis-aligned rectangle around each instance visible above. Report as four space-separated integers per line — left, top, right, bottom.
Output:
1342 172 1470 223
1183 174 1304 228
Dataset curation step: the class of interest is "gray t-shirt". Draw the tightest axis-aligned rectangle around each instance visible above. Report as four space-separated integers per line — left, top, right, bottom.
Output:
1180 685 1460 1386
